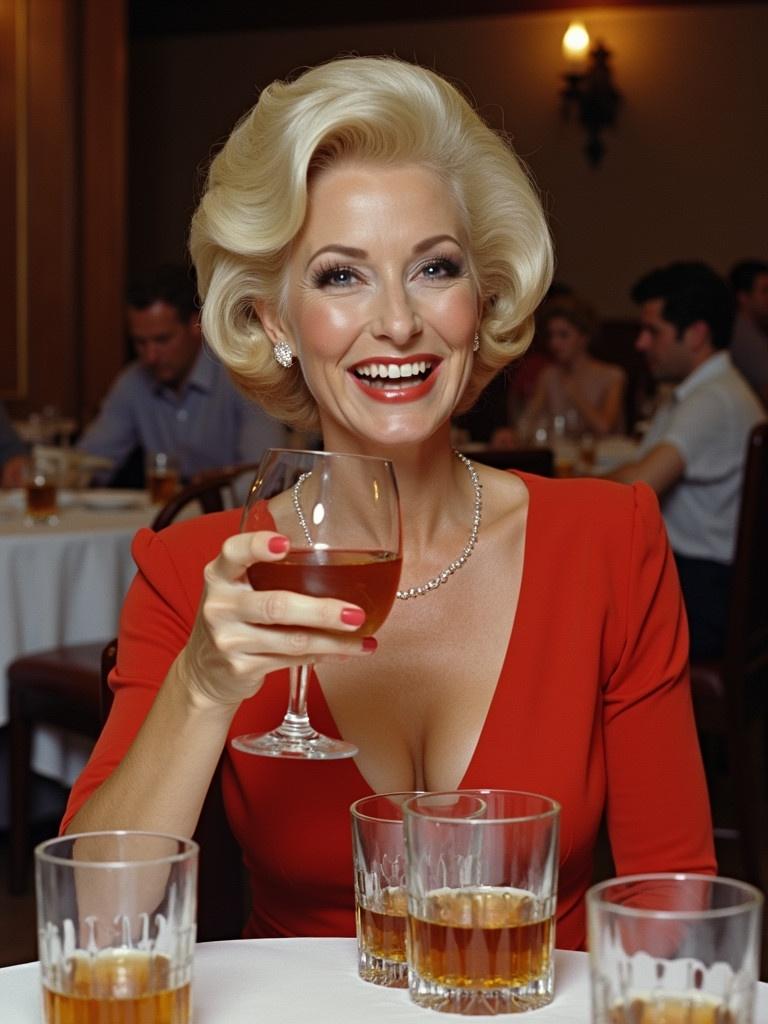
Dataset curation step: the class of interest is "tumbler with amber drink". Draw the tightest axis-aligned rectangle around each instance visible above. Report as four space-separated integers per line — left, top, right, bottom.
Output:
146 452 180 505
588 874 763 1024
350 792 422 987
231 448 401 760
35 831 198 1024
23 453 60 525
404 790 560 1014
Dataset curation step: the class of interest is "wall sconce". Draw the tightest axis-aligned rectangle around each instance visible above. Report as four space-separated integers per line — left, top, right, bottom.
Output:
560 21 622 167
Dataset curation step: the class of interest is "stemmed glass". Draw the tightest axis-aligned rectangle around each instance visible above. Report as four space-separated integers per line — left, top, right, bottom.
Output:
231 449 402 760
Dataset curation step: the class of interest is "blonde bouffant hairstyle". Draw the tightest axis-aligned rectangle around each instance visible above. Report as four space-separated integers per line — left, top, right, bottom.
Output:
190 56 553 431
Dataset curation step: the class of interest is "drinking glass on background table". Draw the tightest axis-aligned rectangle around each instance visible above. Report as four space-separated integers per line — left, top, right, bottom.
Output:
587 874 763 1024
22 452 61 525
35 831 198 1024
146 452 181 504
231 448 402 760
404 789 560 1014
350 792 422 987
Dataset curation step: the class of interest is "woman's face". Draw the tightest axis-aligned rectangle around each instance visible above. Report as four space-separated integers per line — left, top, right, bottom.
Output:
272 162 480 450
546 316 588 367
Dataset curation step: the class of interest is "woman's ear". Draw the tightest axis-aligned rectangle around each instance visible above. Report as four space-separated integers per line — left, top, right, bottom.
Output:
252 300 285 345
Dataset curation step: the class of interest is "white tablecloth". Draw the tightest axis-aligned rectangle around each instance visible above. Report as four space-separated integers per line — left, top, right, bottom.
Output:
2 939 766 1024
0 490 154 781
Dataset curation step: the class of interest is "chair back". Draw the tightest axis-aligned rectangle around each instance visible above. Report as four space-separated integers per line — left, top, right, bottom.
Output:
689 422 768 889
150 462 262 531
723 423 768 695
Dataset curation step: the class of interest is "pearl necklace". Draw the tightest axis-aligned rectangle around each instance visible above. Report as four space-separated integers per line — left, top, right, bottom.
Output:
291 449 483 601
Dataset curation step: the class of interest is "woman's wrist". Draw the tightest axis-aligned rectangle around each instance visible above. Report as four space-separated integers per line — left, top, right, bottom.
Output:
169 647 247 718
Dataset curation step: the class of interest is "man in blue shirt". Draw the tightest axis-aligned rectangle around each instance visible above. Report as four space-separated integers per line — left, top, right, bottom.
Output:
608 261 765 659
78 266 286 483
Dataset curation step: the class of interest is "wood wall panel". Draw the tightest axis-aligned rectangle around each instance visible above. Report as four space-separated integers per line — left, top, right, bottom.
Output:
0 0 25 401
25 0 78 417
3 0 127 428
80 0 127 425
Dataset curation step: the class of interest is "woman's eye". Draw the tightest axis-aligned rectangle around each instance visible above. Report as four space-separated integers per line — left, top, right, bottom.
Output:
419 257 462 280
313 264 356 288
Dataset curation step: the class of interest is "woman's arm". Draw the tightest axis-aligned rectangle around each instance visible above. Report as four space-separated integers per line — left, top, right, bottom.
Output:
64 525 374 838
564 366 626 436
517 368 552 435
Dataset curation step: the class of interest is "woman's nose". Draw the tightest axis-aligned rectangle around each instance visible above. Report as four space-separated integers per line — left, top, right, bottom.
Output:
369 283 422 345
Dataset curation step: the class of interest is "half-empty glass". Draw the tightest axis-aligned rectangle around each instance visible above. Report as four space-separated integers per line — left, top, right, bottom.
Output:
350 792 421 987
23 451 61 525
146 451 180 505
587 873 763 1024
404 789 560 1014
35 831 198 1024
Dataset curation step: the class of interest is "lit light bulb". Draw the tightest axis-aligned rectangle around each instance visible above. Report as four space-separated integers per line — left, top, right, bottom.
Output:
562 21 591 69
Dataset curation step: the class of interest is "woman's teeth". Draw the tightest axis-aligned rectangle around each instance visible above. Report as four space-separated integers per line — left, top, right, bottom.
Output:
353 361 432 383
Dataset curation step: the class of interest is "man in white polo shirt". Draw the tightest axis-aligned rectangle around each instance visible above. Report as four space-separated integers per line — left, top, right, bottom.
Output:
608 261 765 660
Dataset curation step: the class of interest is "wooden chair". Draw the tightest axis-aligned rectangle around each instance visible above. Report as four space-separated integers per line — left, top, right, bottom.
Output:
689 423 768 889
5 462 259 908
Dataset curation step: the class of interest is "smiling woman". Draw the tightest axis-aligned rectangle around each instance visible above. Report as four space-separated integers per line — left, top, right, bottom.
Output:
62 56 715 955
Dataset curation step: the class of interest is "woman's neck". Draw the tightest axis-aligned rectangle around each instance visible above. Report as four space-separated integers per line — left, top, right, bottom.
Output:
318 425 472 556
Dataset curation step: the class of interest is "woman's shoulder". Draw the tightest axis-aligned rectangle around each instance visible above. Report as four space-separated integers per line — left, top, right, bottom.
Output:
521 473 660 535
132 508 242 571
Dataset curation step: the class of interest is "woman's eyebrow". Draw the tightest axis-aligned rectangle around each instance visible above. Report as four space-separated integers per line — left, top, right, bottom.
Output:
306 235 462 269
412 234 462 255
306 244 367 268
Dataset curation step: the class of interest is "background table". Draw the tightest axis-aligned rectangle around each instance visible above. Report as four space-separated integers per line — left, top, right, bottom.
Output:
0 490 154 783
2 939 766 1024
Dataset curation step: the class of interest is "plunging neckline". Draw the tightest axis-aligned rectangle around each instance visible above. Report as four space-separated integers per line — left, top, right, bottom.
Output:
307 469 535 795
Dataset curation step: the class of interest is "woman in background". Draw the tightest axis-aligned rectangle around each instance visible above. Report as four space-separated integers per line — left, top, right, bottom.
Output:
521 292 626 438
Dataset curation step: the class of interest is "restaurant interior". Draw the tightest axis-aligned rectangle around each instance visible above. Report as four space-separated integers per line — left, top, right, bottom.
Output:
1 0 767 1002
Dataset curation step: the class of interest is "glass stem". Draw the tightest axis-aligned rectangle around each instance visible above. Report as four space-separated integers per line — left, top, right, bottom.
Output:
276 664 317 740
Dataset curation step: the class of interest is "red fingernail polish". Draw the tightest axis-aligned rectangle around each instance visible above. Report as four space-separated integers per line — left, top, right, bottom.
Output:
341 607 365 626
362 636 378 652
268 535 290 554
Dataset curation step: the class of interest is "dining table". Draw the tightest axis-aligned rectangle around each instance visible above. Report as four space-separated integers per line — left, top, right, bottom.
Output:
0 488 155 785
2 939 766 1023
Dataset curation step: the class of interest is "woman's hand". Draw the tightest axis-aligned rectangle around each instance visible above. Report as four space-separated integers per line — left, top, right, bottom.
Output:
176 531 375 709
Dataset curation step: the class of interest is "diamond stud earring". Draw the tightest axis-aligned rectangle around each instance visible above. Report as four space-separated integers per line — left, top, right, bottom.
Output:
273 340 294 368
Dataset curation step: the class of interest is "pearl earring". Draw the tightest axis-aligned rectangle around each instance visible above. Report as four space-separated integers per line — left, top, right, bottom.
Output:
273 340 294 368
472 331 480 353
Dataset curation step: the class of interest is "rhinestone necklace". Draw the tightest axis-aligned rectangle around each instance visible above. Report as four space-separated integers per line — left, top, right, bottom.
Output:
291 449 483 601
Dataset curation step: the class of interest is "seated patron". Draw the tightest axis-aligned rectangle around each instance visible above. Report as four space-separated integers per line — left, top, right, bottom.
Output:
0 403 28 488
608 261 765 660
729 259 768 407
63 57 715 951
517 293 626 439
78 265 287 483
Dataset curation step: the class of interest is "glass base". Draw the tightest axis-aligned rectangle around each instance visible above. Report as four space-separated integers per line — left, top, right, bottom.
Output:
357 948 408 988
231 729 358 760
409 966 554 1015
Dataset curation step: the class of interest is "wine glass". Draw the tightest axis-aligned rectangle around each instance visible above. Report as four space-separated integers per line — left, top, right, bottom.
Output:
231 449 402 760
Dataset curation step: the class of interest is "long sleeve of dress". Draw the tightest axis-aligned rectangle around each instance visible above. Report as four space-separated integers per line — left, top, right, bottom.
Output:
602 483 715 876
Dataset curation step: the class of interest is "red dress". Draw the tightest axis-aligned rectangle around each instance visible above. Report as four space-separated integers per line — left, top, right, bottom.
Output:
63 474 715 950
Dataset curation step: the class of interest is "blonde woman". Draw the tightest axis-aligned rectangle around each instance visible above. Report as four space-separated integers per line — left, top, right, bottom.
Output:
64 57 714 949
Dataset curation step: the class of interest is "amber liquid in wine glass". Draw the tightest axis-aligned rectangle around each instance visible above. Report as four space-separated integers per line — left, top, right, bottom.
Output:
231 449 402 760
